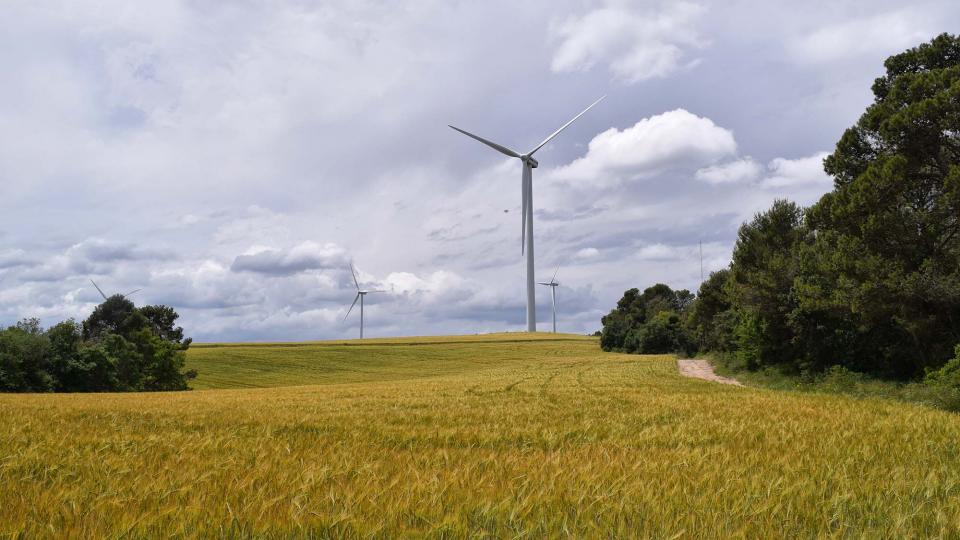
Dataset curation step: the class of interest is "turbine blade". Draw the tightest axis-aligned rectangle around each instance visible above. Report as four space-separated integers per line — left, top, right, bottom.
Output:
537 282 551 286
90 279 108 300
448 125 521 158
369 290 389 293
551 265 560 283
344 293 360 321
349 263 360 291
123 288 142 298
527 96 605 157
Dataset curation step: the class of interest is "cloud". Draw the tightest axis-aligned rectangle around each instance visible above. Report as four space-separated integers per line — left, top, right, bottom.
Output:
384 270 464 296
552 109 736 185
0 249 36 270
789 10 935 65
230 242 349 276
550 1 706 83
695 157 762 184
762 152 831 188
65 239 166 266
575 247 599 260
636 243 684 260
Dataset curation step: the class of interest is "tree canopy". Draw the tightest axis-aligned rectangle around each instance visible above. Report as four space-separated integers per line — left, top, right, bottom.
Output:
600 283 695 355
0 300 195 393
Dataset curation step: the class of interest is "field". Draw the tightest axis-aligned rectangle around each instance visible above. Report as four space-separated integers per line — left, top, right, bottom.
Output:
2 333 959 537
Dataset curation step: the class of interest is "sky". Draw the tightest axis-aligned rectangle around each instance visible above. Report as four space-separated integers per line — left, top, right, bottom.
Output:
1 0 957 341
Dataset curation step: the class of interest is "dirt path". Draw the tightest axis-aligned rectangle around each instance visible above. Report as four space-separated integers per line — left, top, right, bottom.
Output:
677 359 742 386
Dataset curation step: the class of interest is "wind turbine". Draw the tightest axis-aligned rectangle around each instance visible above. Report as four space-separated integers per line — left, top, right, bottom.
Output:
90 279 142 301
449 96 604 332
343 263 387 339
538 266 561 333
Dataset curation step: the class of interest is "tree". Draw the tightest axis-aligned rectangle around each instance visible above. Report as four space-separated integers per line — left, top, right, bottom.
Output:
600 284 695 354
636 311 693 355
46 320 86 391
801 33 960 377
0 320 53 392
689 270 737 352
600 288 645 351
82 295 140 341
728 199 804 370
0 300 195 393
139 305 192 347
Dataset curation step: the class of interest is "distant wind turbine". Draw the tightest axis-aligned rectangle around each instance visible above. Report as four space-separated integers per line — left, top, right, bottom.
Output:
449 96 604 332
537 266 561 333
90 279 141 301
343 263 387 339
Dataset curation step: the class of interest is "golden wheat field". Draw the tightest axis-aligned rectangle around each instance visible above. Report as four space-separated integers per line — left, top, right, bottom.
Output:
2 333 960 538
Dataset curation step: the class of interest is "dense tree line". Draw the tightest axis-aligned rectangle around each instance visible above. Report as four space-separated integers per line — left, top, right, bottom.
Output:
0 296 195 392
601 35 960 392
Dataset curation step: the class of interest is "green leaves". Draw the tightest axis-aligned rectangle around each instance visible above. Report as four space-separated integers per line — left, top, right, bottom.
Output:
803 33 960 377
0 301 193 393
600 284 696 355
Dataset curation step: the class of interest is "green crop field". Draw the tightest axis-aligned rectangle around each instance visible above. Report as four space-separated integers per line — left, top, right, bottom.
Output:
2 333 959 538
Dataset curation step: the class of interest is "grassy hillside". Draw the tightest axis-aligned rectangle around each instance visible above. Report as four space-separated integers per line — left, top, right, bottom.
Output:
186 333 592 389
2 333 959 537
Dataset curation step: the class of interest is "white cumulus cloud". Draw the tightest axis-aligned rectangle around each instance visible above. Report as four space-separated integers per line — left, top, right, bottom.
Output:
550 1 705 84
762 152 831 188
552 109 736 185
789 10 935 65
695 157 762 185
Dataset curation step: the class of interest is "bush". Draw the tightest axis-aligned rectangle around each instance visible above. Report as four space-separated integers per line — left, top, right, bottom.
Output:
921 345 960 411
637 311 694 355
816 365 869 394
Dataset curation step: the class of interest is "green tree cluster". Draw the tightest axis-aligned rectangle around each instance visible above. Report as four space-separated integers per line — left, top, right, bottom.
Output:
0 297 195 392
677 34 960 382
600 284 696 355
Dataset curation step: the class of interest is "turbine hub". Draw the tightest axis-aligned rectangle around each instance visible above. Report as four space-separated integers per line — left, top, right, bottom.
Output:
521 155 539 168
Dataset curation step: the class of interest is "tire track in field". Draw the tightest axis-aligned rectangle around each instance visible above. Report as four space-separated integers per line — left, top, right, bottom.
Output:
576 366 601 395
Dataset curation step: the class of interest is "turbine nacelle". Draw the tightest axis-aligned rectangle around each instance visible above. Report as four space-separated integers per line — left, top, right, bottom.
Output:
521 155 539 168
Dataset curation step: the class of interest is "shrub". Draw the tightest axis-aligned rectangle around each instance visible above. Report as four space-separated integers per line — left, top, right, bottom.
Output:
921 345 960 411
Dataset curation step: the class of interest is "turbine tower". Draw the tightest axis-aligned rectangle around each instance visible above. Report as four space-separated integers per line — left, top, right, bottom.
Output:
343 263 386 339
90 279 142 301
449 96 604 332
538 266 561 333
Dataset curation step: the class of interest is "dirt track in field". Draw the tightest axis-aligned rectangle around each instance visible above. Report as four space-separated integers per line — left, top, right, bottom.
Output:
677 359 742 386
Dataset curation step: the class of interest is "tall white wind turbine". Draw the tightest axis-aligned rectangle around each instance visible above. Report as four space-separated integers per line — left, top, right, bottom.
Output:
537 266 561 333
449 96 604 332
343 263 386 339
